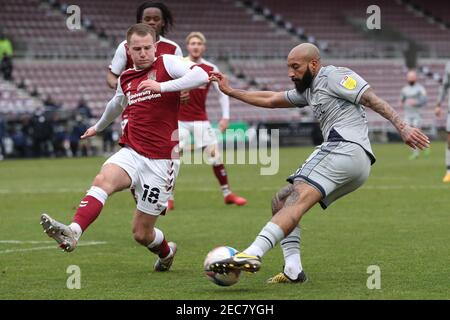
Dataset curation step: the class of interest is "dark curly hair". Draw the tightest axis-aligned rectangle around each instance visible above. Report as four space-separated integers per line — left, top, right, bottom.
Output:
136 2 174 37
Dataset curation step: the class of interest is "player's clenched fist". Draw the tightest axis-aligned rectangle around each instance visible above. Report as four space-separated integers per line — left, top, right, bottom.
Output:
80 126 97 140
137 79 161 92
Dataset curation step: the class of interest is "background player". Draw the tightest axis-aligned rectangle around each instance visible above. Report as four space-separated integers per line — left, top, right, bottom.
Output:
400 70 428 160
208 43 430 283
107 1 182 89
435 61 450 182
40 24 209 272
175 32 247 209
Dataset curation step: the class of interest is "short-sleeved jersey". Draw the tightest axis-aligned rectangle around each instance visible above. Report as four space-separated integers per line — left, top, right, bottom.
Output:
178 58 216 121
400 83 427 115
118 56 181 159
438 62 450 111
109 36 183 76
285 65 375 163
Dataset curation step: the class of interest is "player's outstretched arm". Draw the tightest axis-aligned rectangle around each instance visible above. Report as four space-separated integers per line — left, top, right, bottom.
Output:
360 88 430 150
81 92 127 140
209 71 292 108
137 66 208 93
138 55 209 93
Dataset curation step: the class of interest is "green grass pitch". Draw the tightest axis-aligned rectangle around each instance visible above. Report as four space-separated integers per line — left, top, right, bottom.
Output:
0 142 449 299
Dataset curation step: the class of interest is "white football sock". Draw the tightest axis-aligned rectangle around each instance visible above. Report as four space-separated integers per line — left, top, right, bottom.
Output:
221 184 231 197
69 223 82 241
244 222 285 258
147 228 164 250
280 226 303 279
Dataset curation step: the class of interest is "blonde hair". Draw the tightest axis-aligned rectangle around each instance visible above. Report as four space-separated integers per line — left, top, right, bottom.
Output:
185 32 206 45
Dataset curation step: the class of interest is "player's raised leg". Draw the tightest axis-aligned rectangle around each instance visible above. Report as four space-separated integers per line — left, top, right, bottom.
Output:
210 182 321 274
132 210 176 271
41 163 131 252
210 141 372 278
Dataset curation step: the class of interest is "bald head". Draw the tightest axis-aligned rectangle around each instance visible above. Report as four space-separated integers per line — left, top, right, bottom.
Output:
407 70 417 84
287 43 322 93
288 43 321 63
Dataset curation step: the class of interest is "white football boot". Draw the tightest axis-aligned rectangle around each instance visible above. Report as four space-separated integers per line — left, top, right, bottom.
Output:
40 213 78 252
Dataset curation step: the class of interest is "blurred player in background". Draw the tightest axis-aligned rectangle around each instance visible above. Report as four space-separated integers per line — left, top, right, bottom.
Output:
435 61 450 182
174 32 247 209
208 43 430 283
107 1 182 89
40 24 209 272
400 70 428 160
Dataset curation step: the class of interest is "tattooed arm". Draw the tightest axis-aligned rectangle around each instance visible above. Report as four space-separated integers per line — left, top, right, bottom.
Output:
359 88 430 150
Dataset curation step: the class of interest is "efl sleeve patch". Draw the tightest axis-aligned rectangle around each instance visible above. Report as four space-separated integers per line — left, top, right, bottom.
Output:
340 75 357 90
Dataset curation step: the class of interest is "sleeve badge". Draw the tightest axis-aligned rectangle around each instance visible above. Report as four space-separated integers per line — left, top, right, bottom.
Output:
340 75 357 90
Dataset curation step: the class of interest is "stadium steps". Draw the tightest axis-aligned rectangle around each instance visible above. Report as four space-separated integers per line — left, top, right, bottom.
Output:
0 0 111 59
39 0 113 58
250 0 450 58
404 0 450 29
0 79 43 119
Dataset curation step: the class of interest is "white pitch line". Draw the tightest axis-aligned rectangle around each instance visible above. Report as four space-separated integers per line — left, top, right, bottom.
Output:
0 188 86 194
0 240 56 244
0 241 107 254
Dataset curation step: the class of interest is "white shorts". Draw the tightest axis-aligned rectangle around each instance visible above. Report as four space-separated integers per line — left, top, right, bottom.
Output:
178 121 218 150
287 141 371 209
104 147 180 216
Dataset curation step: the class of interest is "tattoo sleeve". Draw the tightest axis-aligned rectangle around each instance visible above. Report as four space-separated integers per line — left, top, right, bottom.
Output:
284 188 300 207
359 88 406 132
272 184 294 214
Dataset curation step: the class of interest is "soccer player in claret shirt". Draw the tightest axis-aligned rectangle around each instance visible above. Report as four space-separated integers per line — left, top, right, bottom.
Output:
107 1 182 89
40 24 209 272
106 2 183 208
174 32 247 209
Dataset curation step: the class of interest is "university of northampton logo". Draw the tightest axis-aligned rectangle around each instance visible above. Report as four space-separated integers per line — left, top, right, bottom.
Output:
148 70 157 81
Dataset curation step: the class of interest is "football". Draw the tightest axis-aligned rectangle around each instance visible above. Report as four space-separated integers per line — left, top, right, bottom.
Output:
203 246 241 286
